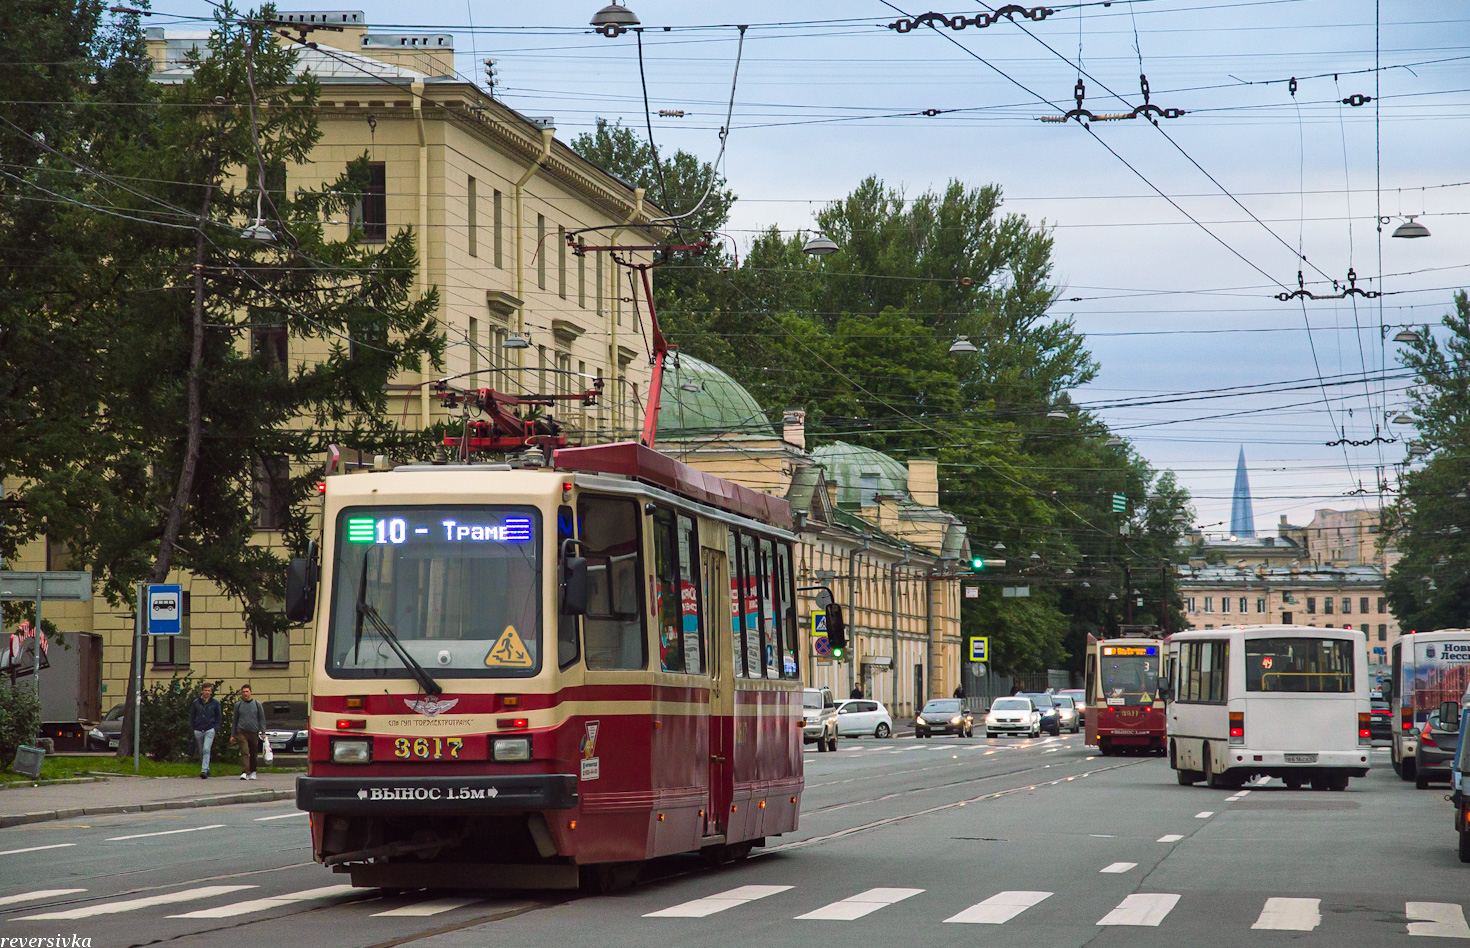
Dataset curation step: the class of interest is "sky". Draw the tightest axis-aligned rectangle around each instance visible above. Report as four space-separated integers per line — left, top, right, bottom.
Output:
151 1 1470 536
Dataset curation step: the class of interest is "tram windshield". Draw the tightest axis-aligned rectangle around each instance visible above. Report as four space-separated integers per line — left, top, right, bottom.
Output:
1100 644 1160 706
1246 637 1354 693
326 506 542 679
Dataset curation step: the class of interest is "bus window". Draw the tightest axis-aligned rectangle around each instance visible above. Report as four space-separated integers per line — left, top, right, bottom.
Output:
776 542 799 680
759 537 779 680
578 495 646 670
652 509 684 673
557 504 579 669
728 533 746 678
677 514 705 674
1177 641 1226 703
1246 637 1354 693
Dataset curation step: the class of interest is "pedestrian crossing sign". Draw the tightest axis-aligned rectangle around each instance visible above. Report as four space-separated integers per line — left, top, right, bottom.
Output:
485 625 533 667
966 636 988 662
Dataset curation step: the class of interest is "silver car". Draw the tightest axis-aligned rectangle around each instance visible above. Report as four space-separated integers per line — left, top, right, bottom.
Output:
802 688 839 751
1053 695 1082 733
985 696 1041 738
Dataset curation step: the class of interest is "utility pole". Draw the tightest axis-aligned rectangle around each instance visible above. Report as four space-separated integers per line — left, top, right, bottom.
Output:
1124 563 1134 624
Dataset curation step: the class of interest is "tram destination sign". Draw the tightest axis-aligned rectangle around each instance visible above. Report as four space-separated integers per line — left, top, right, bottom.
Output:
343 511 533 545
1103 645 1157 657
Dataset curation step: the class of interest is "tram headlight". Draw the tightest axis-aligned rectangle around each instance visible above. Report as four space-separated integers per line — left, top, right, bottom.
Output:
492 737 532 762
332 738 372 764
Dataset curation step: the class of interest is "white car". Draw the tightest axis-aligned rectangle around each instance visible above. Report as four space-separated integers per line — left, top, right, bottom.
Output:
985 696 1042 738
835 699 894 738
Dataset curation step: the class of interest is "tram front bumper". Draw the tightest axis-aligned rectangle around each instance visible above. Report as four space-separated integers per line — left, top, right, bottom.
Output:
297 774 579 814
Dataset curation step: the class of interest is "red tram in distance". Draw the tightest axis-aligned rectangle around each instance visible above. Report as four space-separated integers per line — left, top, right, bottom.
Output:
1084 629 1167 755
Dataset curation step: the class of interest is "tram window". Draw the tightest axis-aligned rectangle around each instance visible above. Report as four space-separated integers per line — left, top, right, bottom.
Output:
776 542 799 680
739 533 763 678
577 496 646 670
759 537 780 680
652 509 686 674
677 514 705 674
728 533 747 678
557 505 579 669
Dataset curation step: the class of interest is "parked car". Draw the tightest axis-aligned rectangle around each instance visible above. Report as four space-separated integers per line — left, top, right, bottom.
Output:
1368 697 1394 742
1416 703 1461 790
263 699 309 754
916 698 973 738
1053 694 1082 734
86 705 125 751
1058 688 1087 721
836 699 894 738
802 688 839 752
1451 694 1470 862
1019 692 1062 736
985 696 1041 738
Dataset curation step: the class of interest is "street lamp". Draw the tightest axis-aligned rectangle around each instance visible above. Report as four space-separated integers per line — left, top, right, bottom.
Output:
1392 413 1414 425
590 2 639 36
502 332 531 350
1046 408 1069 419
992 541 1005 551
802 234 838 256
948 335 978 354
1104 437 1125 448
1392 215 1431 238
1393 329 1423 344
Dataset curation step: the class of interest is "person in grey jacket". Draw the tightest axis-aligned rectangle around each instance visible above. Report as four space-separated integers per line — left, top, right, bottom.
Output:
233 684 266 780
189 683 222 779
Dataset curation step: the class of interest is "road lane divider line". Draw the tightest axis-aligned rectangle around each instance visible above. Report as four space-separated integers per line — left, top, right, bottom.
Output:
1194 811 1214 819
1253 897 1322 931
372 897 482 917
795 888 922 921
944 890 1052 924
168 885 362 919
15 885 257 920
0 844 77 857
1100 862 1137 873
1097 893 1181 926
1157 834 1184 843
254 812 309 822
1407 901 1470 938
106 824 225 841
0 891 87 909
644 885 791 918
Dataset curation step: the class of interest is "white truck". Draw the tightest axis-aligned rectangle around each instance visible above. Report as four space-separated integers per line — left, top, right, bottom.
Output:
1387 630 1470 781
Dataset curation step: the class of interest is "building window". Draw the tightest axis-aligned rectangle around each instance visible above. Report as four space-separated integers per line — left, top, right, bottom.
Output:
596 251 604 313
1378 624 1387 641
1324 597 1333 615
1239 597 1248 614
1360 597 1369 614
152 591 191 667
1256 597 1266 613
468 316 479 379
252 627 290 667
1185 597 1196 612
1341 597 1351 614
1377 597 1387 614
537 214 546 289
1203 597 1214 613
493 189 503 268
858 473 880 506
252 457 290 531
578 248 586 308
251 326 287 372
1282 611 1293 624
1306 597 1316 614
557 224 567 299
351 162 386 242
1222 597 1230 614
467 175 477 257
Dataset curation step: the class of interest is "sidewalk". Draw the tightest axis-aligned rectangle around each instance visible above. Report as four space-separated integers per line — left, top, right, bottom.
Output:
0 772 298 828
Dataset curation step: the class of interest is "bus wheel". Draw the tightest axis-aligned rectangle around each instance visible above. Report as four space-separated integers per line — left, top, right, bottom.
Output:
1309 775 1329 791
1203 748 1227 789
1285 775 1305 790
1331 775 1350 791
1177 768 1198 786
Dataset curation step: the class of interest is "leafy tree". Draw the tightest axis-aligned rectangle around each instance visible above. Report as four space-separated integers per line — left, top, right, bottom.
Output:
0 684 42 768
1383 291 1470 630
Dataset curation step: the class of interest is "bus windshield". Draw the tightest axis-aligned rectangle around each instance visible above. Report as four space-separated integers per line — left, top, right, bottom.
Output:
326 506 542 679
1246 637 1354 693
1100 644 1160 705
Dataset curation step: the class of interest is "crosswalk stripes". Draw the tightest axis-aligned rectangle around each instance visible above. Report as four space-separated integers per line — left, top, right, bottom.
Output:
1097 893 1181 926
15 885 258 921
795 888 922 921
0 891 87 909
944 891 1052 924
167 885 363 919
371 897 481 918
1407 902 1470 938
643 885 792 918
1253 897 1322 931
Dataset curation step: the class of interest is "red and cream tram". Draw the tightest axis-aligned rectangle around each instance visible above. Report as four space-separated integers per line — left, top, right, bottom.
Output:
287 442 805 889
1083 629 1167 755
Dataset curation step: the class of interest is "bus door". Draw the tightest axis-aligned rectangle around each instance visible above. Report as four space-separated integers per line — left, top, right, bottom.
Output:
702 545 733 837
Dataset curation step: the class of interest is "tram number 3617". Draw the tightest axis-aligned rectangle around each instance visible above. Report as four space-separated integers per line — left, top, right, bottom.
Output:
393 737 464 760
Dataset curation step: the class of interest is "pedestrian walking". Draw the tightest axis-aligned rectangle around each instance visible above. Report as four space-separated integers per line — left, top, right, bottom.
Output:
233 684 265 780
953 685 966 699
190 683 222 779
849 683 864 699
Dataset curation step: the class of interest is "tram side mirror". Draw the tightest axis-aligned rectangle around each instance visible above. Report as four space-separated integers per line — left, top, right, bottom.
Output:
284 554 316 623
561 556 589 616
1440 701 1461 732
825 603 847 652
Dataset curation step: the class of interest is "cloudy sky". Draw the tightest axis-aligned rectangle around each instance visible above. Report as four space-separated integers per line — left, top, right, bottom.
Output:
153 1 1470 534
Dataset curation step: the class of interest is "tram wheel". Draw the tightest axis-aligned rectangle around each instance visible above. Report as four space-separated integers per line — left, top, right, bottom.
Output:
1099 739 1113 756
579 862 641 894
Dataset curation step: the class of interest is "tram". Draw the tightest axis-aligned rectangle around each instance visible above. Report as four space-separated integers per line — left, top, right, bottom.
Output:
1083 628 1167 754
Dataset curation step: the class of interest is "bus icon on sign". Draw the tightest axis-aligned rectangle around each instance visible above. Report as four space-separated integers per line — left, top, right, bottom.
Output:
153 598 177 613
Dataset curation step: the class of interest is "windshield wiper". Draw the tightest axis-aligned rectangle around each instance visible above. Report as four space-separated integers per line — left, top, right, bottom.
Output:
354 551 443 696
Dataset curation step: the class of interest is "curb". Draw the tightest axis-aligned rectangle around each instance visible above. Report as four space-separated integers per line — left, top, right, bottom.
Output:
0 777 107 792
0 788 295 829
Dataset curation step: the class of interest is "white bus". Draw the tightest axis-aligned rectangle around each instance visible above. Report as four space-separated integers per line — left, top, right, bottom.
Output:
1166 626 1371 791
1386 630 1470 782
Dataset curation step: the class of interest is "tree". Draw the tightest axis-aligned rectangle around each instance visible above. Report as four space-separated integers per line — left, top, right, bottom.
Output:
1383 291 1470 631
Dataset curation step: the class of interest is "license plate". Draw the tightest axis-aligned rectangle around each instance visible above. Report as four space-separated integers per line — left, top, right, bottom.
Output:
1285 753 1318 764
392 737 464 760
107 739 119 748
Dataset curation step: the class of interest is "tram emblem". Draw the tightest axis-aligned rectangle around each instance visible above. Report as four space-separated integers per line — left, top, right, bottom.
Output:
405 696 460 717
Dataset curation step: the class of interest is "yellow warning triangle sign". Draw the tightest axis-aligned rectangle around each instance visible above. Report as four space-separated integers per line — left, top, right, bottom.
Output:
485 625 534 667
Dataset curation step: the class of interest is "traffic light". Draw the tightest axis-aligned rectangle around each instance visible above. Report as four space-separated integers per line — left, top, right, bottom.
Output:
971 557 985 572
827 604 847 659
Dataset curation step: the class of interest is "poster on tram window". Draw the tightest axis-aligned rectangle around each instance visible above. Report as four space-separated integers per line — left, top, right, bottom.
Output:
744 573 761 678
680 578 701 673
729 571 744 677
1413 640 1470 719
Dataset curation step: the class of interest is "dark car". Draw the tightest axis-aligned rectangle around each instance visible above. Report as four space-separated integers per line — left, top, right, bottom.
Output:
86 705 125 751
263 699 309 755
1368 698 1394 742
1416 707 1461 790
1019 693 1062 736
916 698 973 738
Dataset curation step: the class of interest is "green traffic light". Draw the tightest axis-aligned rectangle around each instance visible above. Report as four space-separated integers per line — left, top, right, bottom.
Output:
971 557 984 571
832 646 844 659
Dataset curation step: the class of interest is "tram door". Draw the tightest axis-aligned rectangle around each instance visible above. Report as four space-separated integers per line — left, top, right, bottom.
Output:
702 545 732 836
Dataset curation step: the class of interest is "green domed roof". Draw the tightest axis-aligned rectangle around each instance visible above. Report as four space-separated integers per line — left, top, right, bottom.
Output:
809 441 910 507
657 353 776 440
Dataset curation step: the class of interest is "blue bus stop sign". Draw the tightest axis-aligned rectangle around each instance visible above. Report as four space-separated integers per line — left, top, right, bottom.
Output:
148 584 182 635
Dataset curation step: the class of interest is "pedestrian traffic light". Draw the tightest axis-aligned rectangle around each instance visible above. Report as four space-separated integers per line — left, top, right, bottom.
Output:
827 604 847 659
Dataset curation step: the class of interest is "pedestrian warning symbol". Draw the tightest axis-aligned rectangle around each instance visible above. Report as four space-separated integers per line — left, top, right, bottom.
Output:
485 626 534 667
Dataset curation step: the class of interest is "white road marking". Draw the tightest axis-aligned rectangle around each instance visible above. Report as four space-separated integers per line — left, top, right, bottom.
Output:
1097 893 1181 927
1100 862 1138 874
254 812 309 822
0 844 76 857
371 897 481 917
106 824 225 841
169 885 362 919
645 885 792 918
1194 811 1214 818
796 887 923 921
16 885 256 920
0 891 87 908
1157 834 1184 843
1253 897 1322 931
1089 834 1115 838
1407 901 1470 937
944 890 1052 924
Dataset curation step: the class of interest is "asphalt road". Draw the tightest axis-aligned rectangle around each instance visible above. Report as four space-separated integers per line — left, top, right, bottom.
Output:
0 734 1459 948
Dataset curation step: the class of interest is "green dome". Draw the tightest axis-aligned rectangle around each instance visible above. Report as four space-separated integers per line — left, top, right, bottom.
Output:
809 441 910 507
657 354 776 440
